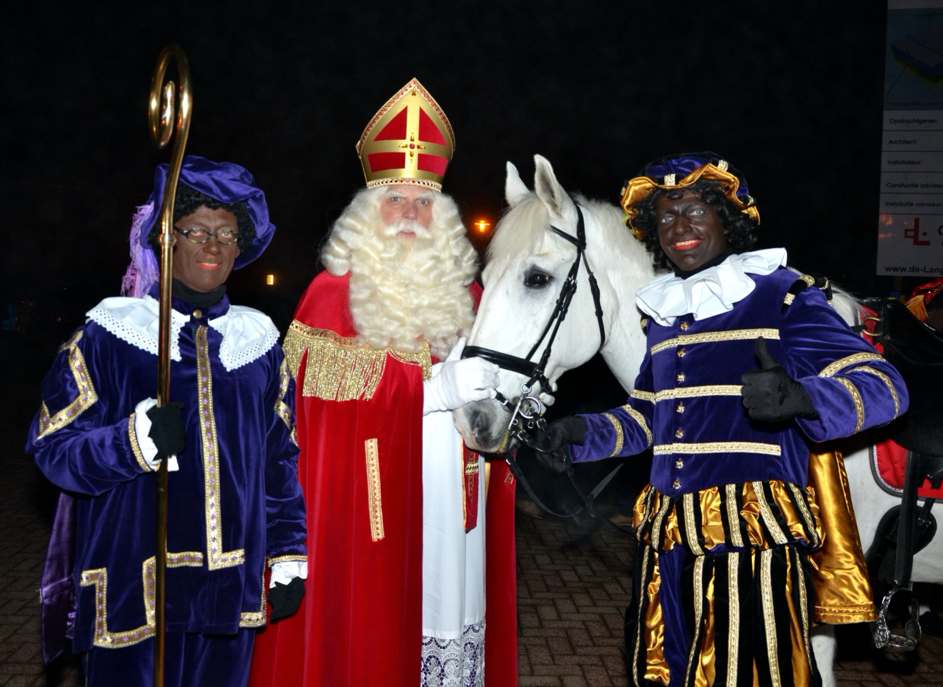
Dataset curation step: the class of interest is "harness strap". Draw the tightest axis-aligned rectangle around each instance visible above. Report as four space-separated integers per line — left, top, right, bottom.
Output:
462 345 550 390
506 446 630 535
463 204 605 392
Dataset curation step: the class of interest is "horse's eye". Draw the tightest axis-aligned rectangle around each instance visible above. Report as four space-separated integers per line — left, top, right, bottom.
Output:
524 271 552 288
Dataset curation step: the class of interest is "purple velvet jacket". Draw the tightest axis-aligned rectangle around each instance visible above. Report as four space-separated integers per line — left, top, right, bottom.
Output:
571 268 909 496
26 291 306 654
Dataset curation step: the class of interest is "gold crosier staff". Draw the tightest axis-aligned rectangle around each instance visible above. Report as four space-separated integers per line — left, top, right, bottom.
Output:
146 44 192 687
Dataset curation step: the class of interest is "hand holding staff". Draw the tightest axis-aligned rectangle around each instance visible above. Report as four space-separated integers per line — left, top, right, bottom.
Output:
147 44 192 687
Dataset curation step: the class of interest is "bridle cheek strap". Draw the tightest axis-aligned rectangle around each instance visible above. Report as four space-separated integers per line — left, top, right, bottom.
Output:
462 204 606 394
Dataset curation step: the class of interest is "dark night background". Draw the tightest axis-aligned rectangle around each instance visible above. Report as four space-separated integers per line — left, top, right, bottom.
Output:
0 1 908 370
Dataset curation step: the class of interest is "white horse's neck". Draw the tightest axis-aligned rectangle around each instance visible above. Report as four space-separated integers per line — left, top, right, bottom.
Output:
578 198 657 392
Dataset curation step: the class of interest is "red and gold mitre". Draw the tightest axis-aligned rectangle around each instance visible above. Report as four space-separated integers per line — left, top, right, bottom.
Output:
356 78 455 192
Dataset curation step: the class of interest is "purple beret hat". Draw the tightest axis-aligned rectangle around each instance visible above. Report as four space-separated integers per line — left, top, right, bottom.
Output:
122 156 275 296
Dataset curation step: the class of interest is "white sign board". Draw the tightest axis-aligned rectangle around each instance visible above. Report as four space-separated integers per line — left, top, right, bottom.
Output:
877 3 943 277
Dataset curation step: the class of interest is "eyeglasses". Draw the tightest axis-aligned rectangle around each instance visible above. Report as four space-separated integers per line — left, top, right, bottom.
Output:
174 226 241 246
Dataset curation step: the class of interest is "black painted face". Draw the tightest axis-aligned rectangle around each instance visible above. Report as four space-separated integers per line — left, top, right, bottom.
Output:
172 206 241 292
655 190 729 271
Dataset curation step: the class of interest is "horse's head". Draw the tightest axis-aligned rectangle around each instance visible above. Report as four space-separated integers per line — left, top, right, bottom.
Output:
454 155 653 452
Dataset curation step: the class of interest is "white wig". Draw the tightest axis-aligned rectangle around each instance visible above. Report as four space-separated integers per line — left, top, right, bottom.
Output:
321 186 478 359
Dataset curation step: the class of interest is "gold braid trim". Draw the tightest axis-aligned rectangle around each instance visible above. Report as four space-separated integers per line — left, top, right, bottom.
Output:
725 483 744 548
857 366 901 418
196 326 245 571
37 330 99 440
621 404 653 447
834 377 865 433
818 352 884 378
726 552 741 687
760 548 782 687
365 438 385 542
81 552 202 649
653 441 781 456
602 412 624 457
284 321 432 401
267 554 308 567
794 546 814 678
753 481 789 545
650 328 780 356
128 413 151 472
274 357 297 445
682 492 704 556
684 555 706 685
651 385 743 402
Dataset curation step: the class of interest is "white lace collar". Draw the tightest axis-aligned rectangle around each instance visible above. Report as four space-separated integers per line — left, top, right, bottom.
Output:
87 296 279 371
636 248 787 326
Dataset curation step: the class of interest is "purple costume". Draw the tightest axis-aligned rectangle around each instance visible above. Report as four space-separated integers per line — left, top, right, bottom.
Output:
25 157 306 687
573 266 906 483
570 258 908 686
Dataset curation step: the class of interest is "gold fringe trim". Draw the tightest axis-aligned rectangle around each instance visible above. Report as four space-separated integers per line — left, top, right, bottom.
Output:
284 320 431 401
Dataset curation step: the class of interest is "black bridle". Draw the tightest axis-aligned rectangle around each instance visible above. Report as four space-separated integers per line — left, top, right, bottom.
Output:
463 204 606 402
462 204 627 531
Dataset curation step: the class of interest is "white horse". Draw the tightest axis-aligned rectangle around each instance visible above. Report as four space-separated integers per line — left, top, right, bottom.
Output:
453 155 942 687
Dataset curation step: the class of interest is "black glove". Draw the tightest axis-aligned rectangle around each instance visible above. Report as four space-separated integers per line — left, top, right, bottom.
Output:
268 577 305 622
531 416 586 473
741 338 818 422
146 401 186 456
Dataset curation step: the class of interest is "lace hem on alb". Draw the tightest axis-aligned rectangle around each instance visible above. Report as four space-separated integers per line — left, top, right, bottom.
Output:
421 621 484 687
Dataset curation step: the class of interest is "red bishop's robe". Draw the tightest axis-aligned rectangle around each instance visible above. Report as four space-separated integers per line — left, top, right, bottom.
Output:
249 271 518 687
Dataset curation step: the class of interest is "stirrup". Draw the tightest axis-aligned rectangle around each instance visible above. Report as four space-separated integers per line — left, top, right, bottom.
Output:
872 582 922 651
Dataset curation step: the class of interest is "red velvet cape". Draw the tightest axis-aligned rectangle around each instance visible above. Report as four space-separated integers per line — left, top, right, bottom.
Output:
250 272 518 686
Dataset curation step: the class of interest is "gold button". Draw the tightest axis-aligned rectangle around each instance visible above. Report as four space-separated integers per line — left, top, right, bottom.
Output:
675 429 684 438
193 309 203 319
675 459 684 469
677 373 685 383
673 479 681 489
678 348 686 357
676 403 685 413
680 321 690 331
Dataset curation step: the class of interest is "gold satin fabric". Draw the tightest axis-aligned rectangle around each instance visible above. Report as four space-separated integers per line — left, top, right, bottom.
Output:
631 482 820 687
807 450 876 623
633 481 822 553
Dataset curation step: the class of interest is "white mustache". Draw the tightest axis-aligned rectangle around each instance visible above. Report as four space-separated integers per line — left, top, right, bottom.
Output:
385 218 430 238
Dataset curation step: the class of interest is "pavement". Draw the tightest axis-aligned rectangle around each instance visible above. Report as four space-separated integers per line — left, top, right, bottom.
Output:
2 332 942 686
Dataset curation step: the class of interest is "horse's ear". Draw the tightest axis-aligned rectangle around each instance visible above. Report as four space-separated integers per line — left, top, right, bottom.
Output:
533 154 569 217
505 162 530 207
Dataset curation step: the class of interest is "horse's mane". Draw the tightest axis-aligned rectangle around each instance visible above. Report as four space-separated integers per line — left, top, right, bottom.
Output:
486 192 641 271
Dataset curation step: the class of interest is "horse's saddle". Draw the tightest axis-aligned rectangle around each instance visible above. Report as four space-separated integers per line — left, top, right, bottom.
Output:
862 296 943 457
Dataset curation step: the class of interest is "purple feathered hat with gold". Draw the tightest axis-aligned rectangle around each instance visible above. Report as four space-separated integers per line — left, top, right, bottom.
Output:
619 151 760 241
121 155 275 296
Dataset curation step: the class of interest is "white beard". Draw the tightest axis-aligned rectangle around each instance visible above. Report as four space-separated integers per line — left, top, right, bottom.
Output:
347 219 474 359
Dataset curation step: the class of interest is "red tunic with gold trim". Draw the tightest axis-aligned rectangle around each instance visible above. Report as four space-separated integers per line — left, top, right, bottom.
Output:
249 271 517 687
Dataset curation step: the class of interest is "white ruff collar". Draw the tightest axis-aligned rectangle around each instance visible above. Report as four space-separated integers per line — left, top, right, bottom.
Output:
87 295 279 371
636 248 787 326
